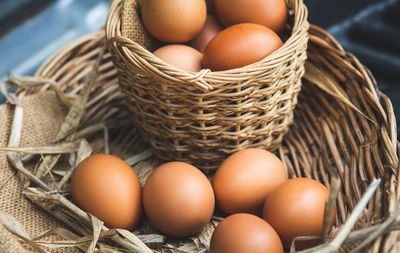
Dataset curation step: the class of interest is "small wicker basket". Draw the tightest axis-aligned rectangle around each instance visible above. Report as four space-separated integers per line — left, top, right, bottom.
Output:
105 0 309 170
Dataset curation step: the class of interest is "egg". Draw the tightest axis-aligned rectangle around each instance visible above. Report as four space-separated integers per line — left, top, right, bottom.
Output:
210 213 283 253
202 23 283 71
140 0 207 43
153 44 203 72
71 154 142 230
214 0 288 33
262 177 336 249
143 161 215 237
212 148 287 215
189 15 223 53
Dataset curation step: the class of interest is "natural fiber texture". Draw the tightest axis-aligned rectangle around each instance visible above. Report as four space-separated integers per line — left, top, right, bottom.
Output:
0 223 31 253
280 25 400 252
18 31 138 142
0 92 78 253
107 0 159 52
105 0 309 170
1 23 399 252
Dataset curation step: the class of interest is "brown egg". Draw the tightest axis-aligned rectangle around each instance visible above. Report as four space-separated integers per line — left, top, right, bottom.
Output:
210 213 283 253
263 178 336 249
202 23 283 71
212 148 287 215
214 0 288 33
189 15 223 53
71 154 142 230
153 44 203 72
140 0 207 43
143 162 215 237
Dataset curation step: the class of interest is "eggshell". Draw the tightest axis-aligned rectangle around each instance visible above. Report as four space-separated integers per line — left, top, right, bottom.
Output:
71 154 142 230
262 177 336 249
210 213 283 253
140 0 207 43
214 0 288 33
189 15 223 53
153 44 203 72
202 23 283 71
143 162 215 237
212 148 287 215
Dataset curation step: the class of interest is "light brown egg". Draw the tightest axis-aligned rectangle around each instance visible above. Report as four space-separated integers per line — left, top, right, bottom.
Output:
71 154 142 230
263 177 336 249
140 0 207 43
212 148 287 215
189 15 223 53
143 162 215 237
153 44 203 72
214 0 288 33
202 23 283 71
210 213 283 253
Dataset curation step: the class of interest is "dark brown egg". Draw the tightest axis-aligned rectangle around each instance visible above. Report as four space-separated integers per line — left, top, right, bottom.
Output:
214 0 288 33
210 213 284 253
71 154 142 230
202 23 283 71
143 162 215 237
263 177 336 249
212 148 287 215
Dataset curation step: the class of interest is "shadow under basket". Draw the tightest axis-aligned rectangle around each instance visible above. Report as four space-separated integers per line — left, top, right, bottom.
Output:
105 0 310 170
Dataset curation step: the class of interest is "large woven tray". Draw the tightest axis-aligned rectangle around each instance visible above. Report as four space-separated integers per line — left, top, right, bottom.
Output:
2 24 399 252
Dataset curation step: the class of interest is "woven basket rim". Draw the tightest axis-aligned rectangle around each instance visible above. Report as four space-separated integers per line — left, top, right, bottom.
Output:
105 0 309 88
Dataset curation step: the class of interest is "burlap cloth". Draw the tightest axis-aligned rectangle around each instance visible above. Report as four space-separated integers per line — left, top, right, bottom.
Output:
0 91 79 252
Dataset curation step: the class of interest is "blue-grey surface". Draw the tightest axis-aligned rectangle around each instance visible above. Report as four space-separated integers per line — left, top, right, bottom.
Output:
308 0 400 135
0 0 112 103
0 0 38 18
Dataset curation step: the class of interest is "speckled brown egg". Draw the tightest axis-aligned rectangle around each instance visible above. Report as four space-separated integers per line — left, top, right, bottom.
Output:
210 213 283 253
212 148 287 215
71 154 142 230
263 177 336 249
214 0 288 33
202 23 283 71
140 0 207 43
143 161 215 237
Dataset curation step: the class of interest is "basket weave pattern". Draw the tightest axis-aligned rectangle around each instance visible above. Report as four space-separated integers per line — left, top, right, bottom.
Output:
105 0 309 170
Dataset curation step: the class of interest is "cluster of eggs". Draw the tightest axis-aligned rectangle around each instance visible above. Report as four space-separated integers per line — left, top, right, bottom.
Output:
71 148 335 252
140 0 288 72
